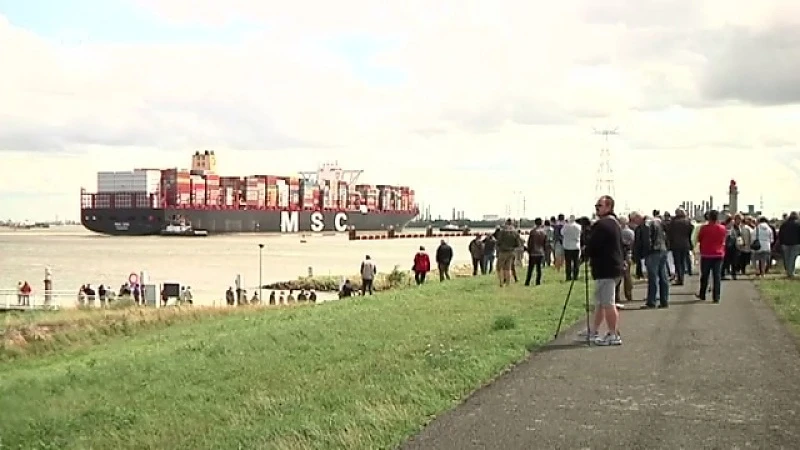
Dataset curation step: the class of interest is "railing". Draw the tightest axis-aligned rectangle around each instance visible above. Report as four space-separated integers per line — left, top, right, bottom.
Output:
0 289 78 311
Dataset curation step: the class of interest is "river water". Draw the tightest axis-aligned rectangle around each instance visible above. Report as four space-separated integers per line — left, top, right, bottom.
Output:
0 226 482 306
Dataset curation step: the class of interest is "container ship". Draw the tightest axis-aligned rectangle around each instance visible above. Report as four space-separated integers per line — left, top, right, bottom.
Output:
80 151 419 236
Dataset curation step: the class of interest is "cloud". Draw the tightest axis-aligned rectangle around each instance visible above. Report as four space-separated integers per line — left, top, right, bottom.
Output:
700 24 800 106
2 1 800 221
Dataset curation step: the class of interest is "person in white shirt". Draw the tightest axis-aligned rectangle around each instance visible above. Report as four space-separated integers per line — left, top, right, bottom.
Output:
751 217 774 277
561 215 582 281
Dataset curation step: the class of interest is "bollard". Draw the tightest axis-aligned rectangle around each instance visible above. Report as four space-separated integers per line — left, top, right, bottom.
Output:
44 266 53 306
425 225 433 237
308 266 314 277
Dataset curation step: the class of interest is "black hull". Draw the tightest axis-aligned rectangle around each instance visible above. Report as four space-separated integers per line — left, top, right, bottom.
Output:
81 208 417 236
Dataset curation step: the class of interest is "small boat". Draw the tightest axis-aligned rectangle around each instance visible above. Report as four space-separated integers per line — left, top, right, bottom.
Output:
160 221 208 237
439 223 465 233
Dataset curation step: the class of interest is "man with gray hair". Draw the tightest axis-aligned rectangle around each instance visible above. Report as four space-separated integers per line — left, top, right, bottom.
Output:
635 212 670 308
616 214 635 304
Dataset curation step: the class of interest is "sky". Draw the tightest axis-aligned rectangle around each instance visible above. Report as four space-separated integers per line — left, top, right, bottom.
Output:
1 0 800 221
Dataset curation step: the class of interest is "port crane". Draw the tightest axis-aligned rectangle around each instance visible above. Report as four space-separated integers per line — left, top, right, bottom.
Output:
299 161 363 186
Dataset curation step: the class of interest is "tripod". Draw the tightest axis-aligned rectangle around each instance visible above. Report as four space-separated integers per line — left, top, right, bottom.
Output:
553 257 591 345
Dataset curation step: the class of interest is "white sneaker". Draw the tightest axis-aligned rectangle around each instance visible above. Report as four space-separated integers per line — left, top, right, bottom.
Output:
575 329 597 341
594 333 623 346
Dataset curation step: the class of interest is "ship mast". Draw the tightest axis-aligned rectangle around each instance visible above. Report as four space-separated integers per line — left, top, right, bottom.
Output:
299 161 363 186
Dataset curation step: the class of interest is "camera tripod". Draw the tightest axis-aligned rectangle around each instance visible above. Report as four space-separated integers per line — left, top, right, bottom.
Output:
553 258 591 345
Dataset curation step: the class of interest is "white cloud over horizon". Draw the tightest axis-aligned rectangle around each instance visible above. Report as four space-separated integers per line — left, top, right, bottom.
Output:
1 0 800 222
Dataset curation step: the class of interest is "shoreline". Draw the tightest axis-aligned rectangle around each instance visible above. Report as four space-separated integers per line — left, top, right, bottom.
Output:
262 263 473 292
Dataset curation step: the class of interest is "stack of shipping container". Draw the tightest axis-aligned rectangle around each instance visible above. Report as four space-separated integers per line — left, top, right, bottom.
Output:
93 166 416 212
205 174 220 206
161 169 191 207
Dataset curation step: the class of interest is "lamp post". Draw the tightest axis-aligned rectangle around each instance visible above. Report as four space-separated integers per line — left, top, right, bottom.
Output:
258 243 264 303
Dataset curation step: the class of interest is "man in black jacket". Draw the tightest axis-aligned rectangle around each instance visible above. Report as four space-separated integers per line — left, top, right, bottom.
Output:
779 212 800 278
580 195 624 346
667 208 694 285
435 239 453 281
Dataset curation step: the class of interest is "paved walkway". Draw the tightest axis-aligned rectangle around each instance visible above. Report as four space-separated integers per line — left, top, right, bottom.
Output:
402 277 800 449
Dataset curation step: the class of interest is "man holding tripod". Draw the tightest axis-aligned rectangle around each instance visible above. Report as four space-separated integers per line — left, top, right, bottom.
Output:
579 195 624 346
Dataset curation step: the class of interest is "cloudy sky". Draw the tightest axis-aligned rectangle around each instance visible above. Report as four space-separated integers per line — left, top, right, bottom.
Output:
1 0 799 221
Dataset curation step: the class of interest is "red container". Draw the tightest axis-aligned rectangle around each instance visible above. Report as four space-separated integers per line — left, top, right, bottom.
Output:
348 193 361 208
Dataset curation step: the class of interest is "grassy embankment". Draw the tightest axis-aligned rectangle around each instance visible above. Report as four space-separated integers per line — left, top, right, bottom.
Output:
0 265 473 361
757 278 800 336
0 268 585 450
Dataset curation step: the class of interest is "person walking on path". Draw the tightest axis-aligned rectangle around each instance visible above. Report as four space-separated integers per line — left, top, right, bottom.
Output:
696 210 726 303
435 240 453 281
580 195 624 345
667 208 694 286
752 217 774 278
412 246 431 285
616 215 635 304
360 255 377 295
778 212 800 278
635 213 670 309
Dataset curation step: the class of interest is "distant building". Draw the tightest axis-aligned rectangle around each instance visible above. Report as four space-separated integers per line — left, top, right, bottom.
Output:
482 214 500 221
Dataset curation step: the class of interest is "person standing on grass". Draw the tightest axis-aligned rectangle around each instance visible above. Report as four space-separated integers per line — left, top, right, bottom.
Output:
525 218 548 286
412 246 431 285
495 218 521 287
435 239 453 281
360 255 377 295
578 195 624 346
778 212 800 278
468 235 485 276
696 210 726 303
561 216 582 282
552 214 566 274
543 219 554 266
482 233 497 274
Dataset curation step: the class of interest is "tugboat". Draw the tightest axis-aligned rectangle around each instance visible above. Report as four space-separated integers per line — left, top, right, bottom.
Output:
160 218 208 237
439 223 469 233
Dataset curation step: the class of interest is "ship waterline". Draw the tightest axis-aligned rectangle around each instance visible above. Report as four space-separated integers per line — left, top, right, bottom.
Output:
81 208 417 236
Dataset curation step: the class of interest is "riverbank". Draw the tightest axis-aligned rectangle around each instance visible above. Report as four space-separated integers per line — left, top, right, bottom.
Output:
757 278 800 337
0 275 585 449
1 264 481 360
263 263 473 292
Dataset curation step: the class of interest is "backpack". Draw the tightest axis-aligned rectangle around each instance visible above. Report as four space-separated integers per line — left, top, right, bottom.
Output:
553 223 564 244
725 228 738 248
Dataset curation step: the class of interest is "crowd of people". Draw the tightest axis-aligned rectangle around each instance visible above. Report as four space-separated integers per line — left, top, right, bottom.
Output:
402 198 800 347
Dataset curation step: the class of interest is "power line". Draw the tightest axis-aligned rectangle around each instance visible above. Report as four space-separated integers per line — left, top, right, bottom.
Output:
593 127 618 201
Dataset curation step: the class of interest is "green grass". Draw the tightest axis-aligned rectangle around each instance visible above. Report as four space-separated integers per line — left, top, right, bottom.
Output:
758 278 800 336
0 274 586 450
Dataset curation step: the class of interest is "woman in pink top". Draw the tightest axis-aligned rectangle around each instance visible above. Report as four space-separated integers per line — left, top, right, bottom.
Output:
696 210 727 303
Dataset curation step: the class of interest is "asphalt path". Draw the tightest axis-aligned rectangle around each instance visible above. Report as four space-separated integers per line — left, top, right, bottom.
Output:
401 277 800 450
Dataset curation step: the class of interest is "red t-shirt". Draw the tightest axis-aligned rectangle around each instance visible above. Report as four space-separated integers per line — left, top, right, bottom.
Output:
698 222 727 258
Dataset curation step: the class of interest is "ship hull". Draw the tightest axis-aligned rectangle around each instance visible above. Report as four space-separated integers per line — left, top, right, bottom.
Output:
81 208 417 236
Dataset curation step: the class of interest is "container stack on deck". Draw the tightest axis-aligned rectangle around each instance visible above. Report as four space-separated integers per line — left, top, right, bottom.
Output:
89 161 416 213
